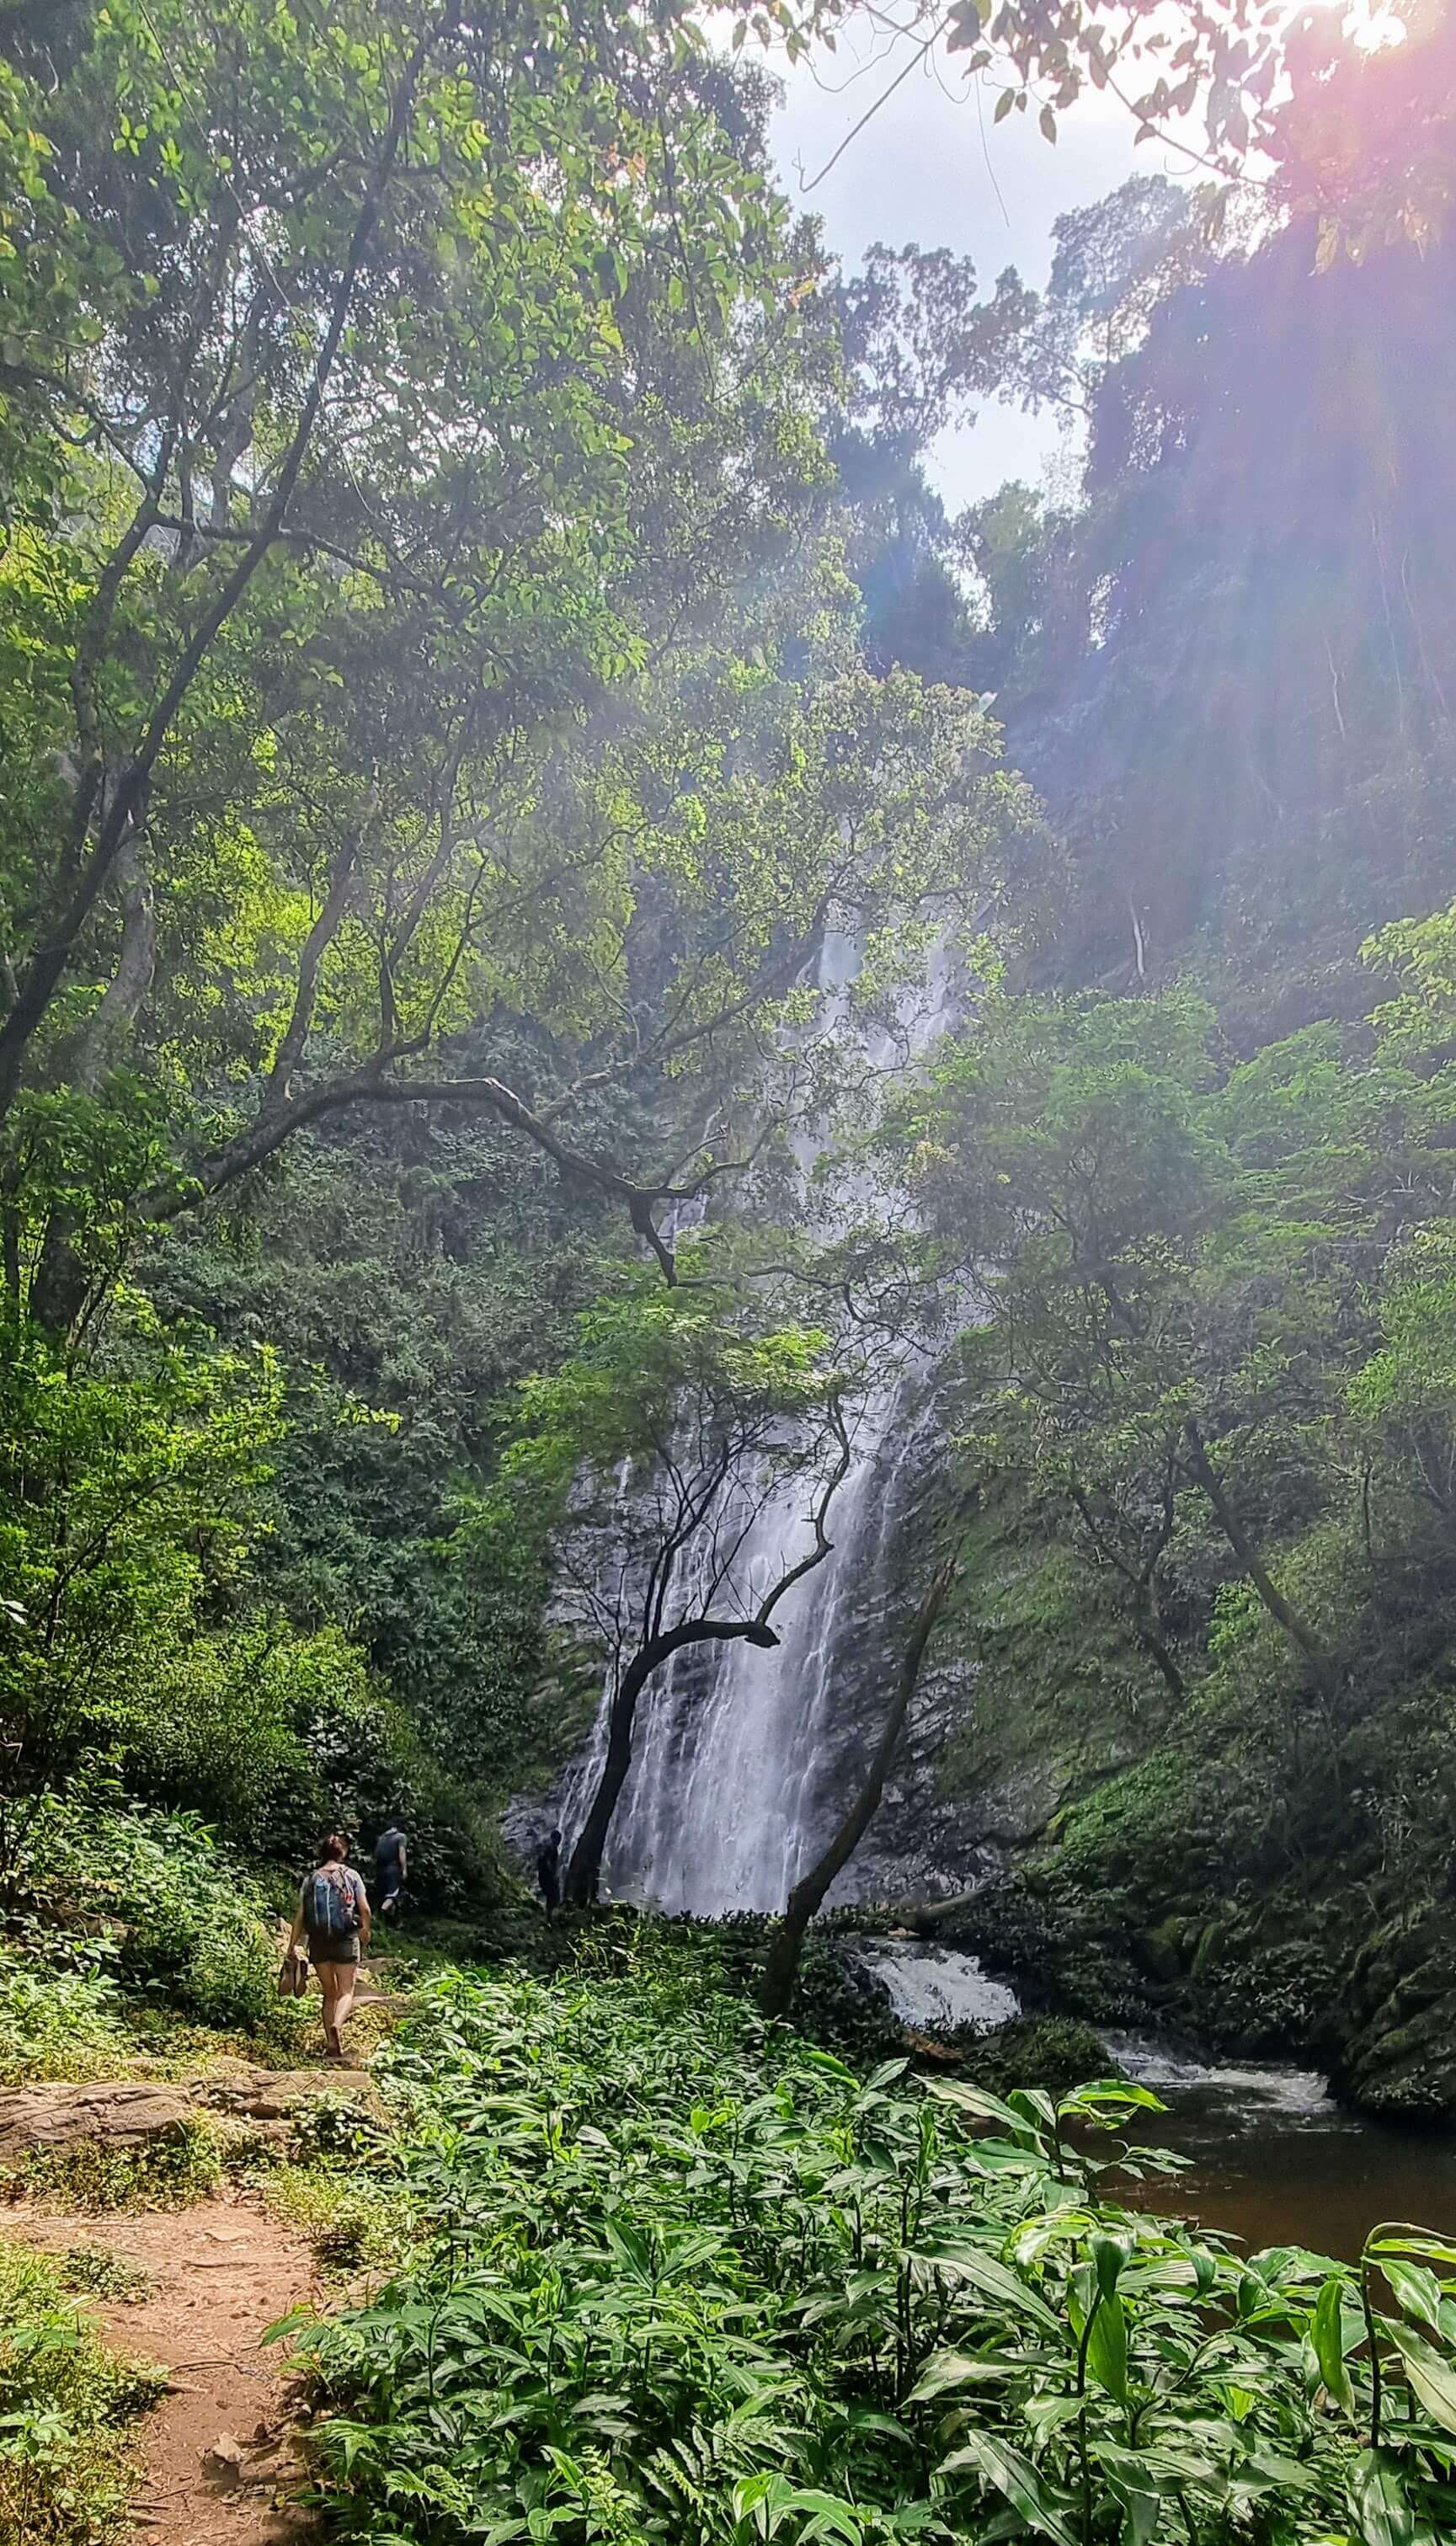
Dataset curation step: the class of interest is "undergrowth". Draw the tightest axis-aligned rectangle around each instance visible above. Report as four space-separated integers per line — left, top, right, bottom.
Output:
10 1786 280 2033
0 2239 164 2545
55 2247 155 2305
16 2117 224 2213
264 2163 414 2276
0 1943 131 2089
291 1933 1456 2546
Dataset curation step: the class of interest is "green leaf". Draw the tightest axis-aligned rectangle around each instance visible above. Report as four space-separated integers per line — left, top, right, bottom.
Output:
1383 2260 1445 2337
905 2351 1006 2402
1086 2292 1129 2405
1388 2322 1456 2434
1350 2448 1419 2546
925 2079 1025 2132
1370 2234 1456 2272
1311 2273 1356 2413
862 2058 911 2095
917 2240 1062 2334
1092 2234 1129 2300
937 2431 1079 2546
1116 2487 1160 2546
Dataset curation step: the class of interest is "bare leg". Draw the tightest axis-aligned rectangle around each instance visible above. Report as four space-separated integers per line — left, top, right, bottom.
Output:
332 1965 359 2046
317 1961 344 2058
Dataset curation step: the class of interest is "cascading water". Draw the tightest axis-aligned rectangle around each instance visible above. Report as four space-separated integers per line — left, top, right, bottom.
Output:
561 926 962 1916
595 1385 937 1911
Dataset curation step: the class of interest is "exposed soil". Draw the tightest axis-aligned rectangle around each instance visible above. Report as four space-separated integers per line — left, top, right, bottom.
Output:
10 2191 322 2545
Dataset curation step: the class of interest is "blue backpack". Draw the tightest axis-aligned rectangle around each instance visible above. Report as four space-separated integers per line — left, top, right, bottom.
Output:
306 1866 360 1942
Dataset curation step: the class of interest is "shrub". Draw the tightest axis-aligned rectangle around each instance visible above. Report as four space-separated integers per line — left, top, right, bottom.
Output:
0 2239 165 2544
14 1786 276 2031
957 2013 1117 2097
263 2166 412 2276
0 1942 129 2088
298 1964 1456 2546
55 2249 154 2306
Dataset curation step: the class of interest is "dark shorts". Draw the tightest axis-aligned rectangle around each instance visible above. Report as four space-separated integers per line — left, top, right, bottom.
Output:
306 1930 360 1967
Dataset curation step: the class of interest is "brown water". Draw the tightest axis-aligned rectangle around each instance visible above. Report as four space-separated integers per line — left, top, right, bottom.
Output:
1107 2036 1456 2261
853 1947 1456 2263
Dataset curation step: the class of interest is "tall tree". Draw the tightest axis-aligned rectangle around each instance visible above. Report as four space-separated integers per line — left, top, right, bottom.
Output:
0 0 858 1290
760 1524 963 2016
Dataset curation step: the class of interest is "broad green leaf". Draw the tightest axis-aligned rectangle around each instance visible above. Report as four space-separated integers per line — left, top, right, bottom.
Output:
1312 2274 1356 2413
916 2240 1062 2334
937 2430 1080 2546
1388 2322 1456 2434
905 2351 1007 2402
1093 2233 1130 2299
1087 2292 1130 2405
1350 2448 1419 2546
862 2059 910 2095
925 2079 1028 2132
1383 2260 1445 2337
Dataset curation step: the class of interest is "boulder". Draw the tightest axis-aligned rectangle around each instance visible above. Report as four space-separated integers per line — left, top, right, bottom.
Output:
200 2065 387 2127
0 2080 195 2162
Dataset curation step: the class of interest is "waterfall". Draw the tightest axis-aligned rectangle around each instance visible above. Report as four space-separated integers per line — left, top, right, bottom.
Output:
595 1382 936 1911
563 928 960 1917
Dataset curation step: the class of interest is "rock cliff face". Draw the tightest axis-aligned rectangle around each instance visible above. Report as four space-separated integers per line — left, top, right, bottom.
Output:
543 1398 1456 2118
1336 1904 1456 2115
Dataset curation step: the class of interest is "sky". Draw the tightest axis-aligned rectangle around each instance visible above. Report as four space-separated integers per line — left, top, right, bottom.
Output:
770 36 1188 509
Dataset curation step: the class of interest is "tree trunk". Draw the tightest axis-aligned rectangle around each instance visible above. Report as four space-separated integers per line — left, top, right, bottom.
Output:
564 1617 778 1907
0 17 444 1126
31 839 157 1335
760 1550 960 2019
1129 1583 1186 1704
1182 1417 1337 1695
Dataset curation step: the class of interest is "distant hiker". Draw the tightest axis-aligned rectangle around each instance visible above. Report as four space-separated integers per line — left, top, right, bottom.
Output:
287 1834 370 2062
536 1827 563 1917
375 1820 408 1922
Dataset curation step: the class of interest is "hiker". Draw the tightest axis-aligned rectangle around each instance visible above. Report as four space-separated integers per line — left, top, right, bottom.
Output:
287 1834 371 2061
536 1826 563 1917
375 1819 408 1922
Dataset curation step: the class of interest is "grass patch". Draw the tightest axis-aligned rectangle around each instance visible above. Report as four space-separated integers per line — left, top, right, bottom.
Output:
0 2239 165 2544
18 2117 224 2214
55 2247 154 2306
262 2164 413 2277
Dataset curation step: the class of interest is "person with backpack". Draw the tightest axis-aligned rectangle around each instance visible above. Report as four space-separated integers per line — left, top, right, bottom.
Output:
286 1834 371 2061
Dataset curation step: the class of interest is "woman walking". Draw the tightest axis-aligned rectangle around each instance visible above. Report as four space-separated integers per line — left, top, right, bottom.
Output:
287 1834 371 2061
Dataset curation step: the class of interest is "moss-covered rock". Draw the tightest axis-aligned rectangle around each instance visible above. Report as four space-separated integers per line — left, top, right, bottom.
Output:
955 2016 1119 2100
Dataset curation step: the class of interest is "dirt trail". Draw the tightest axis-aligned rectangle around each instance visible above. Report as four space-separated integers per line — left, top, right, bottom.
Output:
12 2192 320 2544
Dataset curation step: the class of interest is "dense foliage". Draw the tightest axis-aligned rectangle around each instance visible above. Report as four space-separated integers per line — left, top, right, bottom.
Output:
0 2239 164 2546
4 0 1456 2130
13 9 1456 2546
296 1949 1456 2545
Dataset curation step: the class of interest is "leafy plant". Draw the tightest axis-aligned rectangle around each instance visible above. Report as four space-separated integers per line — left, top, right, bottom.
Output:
290 1956 1456 2545
0 2239 164 2545
14 1787 277 2031
0 1942 129 2089
55 2249 154 2307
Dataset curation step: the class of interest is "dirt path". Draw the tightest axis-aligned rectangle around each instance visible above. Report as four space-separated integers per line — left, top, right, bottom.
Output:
11 2193 320 2544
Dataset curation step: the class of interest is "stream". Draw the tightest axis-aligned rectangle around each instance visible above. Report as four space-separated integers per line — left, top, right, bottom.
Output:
855 1943 1456 2260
